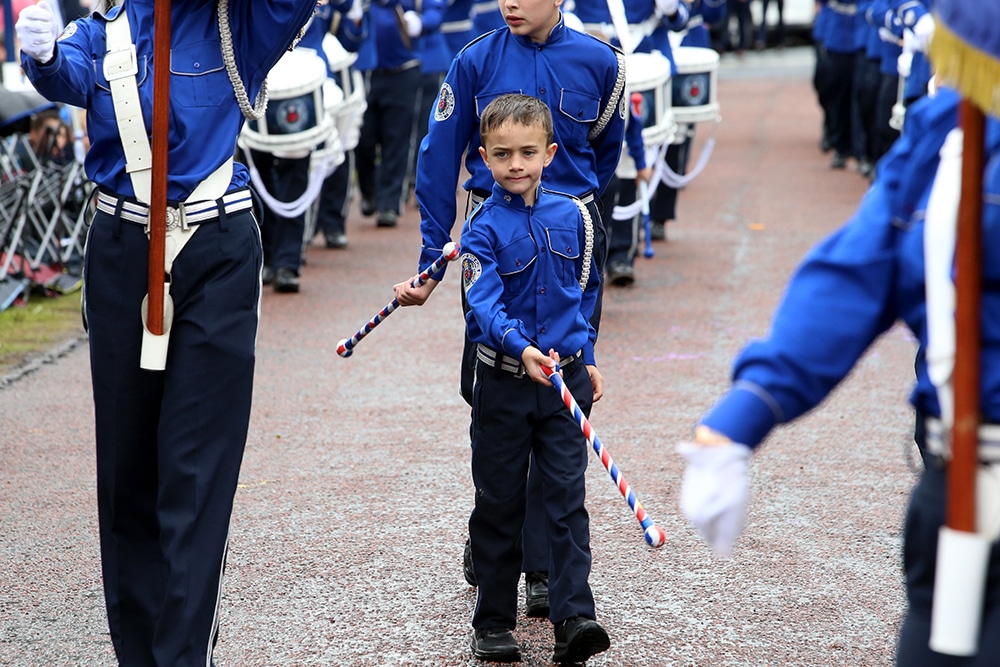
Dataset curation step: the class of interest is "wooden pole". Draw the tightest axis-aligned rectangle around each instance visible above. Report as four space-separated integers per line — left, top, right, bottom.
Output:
147 1 172 336
949 99 985 533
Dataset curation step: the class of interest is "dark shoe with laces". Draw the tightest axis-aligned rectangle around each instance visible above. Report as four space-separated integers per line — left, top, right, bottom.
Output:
649 220 666 241
324 231 348 249
261 265 275 286
463 537 477 587
830 152 848 169
552 616 610 664
524 571 549 618
607 261 635 287
273 267 300 293
471 627 521 662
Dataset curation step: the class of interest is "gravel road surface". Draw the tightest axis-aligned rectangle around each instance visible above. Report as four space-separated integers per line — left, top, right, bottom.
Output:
1 47 918 667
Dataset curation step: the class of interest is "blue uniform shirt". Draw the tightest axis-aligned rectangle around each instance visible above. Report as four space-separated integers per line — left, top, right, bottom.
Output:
700 88 1000 448
368 0 446 70
415 16 627 273
460 184 600 366
21 0 318 201
681 0 726 49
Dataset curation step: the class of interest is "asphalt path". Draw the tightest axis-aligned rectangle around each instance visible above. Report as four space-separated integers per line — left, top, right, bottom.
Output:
0 47 921 666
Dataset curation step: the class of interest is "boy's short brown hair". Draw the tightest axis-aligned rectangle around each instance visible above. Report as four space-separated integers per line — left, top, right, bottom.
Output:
479 94 554 147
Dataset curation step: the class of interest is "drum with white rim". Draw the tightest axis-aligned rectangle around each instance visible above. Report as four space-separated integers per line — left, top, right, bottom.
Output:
616 51 675 179
624 51 675 148
323 34 367 153
239 47 335 159
671 46 720 127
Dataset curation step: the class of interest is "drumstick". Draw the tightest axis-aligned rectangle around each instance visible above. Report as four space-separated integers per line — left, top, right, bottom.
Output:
541 363 666 548
640 178 654 258
336 242 460 357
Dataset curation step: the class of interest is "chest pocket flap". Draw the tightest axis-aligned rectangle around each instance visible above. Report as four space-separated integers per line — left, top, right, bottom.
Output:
496 234 537 275
475 89 523 118
546 227 580 260
170 40 229 107
170 41 225 76
558 89 600 124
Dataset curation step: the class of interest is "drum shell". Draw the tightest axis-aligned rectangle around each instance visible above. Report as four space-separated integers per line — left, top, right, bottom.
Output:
671 46 720 126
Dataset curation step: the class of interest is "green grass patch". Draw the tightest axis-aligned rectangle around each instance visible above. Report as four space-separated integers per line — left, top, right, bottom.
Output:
0 290 85 375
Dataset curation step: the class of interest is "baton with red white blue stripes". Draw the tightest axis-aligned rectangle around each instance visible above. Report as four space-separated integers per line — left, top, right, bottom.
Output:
337 242 460 358
541 363 666 548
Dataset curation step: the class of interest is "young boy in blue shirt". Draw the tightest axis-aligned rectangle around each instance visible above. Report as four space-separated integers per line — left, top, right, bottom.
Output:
459 93 609 664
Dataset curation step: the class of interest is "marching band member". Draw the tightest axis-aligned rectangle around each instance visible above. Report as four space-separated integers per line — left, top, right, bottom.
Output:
17 0 319 663
677 1 1000 663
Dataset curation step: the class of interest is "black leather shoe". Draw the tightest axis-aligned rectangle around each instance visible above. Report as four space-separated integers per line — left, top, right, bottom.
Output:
463 537 477 587
376 210 398 227
524 571 549 618
649 221 666 241
552 616 610 664
607 262 635 287
471 627 521 662
324 231 348 249
360 196 375 216
273 267 300 293
830 152 848 169
261 266 275 285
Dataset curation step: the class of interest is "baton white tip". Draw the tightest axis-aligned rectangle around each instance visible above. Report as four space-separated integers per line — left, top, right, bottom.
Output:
443 241 460 260
337 339 352 358
645 525 666 549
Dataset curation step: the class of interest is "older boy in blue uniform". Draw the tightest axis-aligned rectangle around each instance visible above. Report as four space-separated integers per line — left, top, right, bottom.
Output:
676 1 1000 663
393 0 626 616
16 1 319 664
461 92 607 665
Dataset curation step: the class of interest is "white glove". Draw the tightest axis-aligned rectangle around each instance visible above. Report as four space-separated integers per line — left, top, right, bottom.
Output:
896 50 913 78
906 14 934 53
677 441 752 556
346 0 364 22
878 26 901 46
16 1 60 64
403 10 422 38
656 0 679 17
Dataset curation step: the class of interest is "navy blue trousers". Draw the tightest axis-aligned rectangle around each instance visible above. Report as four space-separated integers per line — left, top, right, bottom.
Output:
249 149 308 273
356 64 421 215
469 358 596 629
316 151 354 236
896 420 1000 666
84 203 261 667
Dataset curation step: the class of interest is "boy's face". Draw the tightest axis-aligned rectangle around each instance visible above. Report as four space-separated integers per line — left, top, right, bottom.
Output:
500 0 563 43
479 120 557 200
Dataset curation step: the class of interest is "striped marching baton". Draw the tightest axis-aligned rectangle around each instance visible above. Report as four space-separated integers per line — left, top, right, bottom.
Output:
337 242 461 357
541 363 666 548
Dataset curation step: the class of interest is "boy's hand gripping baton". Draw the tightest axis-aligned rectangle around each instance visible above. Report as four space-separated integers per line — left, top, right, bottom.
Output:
541 364 666 548
337 242 460 357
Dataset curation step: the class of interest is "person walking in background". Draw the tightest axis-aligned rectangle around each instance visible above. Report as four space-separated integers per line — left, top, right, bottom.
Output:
16 0 320 664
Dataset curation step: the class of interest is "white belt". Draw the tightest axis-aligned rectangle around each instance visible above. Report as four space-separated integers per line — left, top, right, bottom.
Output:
441 19 473 33
826 0 858 16
477 344 581 378
96 190 254 231
925 417 1000 463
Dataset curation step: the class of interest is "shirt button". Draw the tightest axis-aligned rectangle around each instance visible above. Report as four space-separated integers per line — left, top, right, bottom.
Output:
540 326 546 334
539 287 546 294
539 87 546 94
515 260 521 266
194 62 201 69
577 111 583 117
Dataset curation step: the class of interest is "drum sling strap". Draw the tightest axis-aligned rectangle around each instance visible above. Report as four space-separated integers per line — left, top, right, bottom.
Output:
103 8 234 369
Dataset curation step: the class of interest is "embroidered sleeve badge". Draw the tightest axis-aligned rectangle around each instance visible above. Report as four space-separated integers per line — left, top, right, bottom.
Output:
434 82 456 122
461 253 482 291
58 22 78 41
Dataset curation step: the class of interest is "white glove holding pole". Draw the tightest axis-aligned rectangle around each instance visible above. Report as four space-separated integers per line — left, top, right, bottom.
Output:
16 1 60 64
656 0 679 17
346 0 364 22
677 441 752 556
403 10 423 37
906 14 934 54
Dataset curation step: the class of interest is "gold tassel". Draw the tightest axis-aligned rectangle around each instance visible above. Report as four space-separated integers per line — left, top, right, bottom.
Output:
929 18 1000 118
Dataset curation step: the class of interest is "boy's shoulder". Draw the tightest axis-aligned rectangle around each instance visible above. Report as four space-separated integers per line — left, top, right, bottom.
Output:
539 187 588 212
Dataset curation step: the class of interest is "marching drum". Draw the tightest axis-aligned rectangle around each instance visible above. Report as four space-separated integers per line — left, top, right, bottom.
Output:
239 47 335 159
670 46 720 128
616 51 674 179
310 80 347 176
323 34 368 153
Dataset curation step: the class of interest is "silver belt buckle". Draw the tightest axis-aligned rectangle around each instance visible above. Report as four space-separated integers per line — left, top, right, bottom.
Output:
164 205 187 231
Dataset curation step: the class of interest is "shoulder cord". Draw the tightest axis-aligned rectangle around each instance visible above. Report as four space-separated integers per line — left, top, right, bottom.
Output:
574 198 594 291
589 50 627 142
217 0 269 120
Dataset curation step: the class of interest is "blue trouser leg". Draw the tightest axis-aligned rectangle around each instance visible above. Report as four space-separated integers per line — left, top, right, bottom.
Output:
469 361 595 629
894 420 1000 666
606 177 638 266
86 207 261 667
316 151 353 236
874 72 901 164
250 149 308 273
